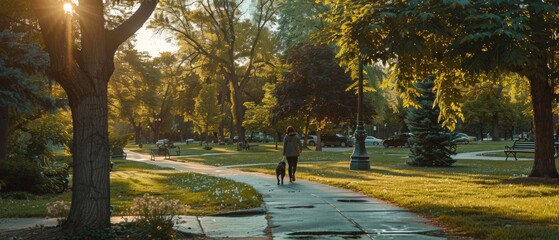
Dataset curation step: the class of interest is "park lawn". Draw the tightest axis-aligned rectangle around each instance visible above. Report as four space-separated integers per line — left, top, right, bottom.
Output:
125 141 278 156
0 159 262 218
183 143 559 239
170 144 354 166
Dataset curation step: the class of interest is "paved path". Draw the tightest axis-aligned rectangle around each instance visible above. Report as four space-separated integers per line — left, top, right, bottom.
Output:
454 150 532 161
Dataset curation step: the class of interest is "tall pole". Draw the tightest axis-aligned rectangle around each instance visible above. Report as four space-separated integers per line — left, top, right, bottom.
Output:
350 55 370 170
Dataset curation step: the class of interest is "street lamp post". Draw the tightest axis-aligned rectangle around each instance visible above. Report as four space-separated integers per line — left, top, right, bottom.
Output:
350 56 370 170
154 117 161 143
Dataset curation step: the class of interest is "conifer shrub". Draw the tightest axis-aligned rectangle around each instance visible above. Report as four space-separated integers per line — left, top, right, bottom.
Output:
405 76 456 166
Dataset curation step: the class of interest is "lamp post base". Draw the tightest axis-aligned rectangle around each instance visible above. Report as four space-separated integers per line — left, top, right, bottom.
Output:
349 124 370 170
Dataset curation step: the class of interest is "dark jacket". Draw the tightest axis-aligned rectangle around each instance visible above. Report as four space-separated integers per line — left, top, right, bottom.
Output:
283 132 302 157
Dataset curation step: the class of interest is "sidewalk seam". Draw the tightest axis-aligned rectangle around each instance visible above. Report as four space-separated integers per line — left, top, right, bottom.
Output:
312 193 373 239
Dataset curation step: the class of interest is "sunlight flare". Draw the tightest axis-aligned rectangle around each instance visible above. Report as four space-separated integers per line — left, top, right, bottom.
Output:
63 3 72 14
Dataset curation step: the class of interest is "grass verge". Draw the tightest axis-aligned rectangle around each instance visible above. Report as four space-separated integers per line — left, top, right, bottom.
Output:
0 159 262 218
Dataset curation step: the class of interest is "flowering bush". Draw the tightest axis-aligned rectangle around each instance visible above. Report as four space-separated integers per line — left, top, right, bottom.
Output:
46 200 70 226
128 194 186 239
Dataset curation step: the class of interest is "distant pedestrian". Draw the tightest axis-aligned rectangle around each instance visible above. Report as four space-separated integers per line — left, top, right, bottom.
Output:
528 131 535 142
283 126 302 183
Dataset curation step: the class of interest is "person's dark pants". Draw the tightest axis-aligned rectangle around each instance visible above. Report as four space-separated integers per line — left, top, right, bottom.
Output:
286 156 298 179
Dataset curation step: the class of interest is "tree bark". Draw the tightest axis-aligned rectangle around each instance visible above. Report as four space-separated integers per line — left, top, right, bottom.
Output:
491 113 499 141
66 87 112 228
228 73 245 142
218 79 228 141
528 76 559 178
0 106 8 161
134 122 142 145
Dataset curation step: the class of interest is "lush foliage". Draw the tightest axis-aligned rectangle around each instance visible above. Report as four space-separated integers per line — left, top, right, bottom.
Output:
0 28 51 112
150 0 279 142
273 44 364 130
192 82 222 140
109 133 131 154
406 76 456 166
276 0 326 51
461 81 531 140
0 157 44 192
9 112 72 159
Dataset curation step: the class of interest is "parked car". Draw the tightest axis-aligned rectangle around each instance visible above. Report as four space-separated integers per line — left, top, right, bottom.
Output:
347 136 354 147
365 136 383 146
156 139 170 146
300 135 318 146
320 134 350 147
451 133 476 144
382 133 413 148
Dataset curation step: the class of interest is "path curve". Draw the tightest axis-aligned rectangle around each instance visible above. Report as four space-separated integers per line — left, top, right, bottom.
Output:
127 151 445 239
454 150 532 161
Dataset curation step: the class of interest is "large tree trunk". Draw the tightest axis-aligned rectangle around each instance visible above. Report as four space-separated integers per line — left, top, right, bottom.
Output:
0 106 8 161
133 122 142 145
66 86 111 228
229 76 245 142
528 76 559 178
218 79 228 141
491 113 499 141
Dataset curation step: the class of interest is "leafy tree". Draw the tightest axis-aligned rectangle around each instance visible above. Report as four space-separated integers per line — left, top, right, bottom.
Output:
273 44 363 150
149 0 278 142
321 1 559 178
110 47 159 145
193 82 222 144
243 83 285 145
148 52 187 142
406 76 456 166
0 25 52 161
243 87 272 136
8 111 71 161
276 0 327 51
30 0 158 229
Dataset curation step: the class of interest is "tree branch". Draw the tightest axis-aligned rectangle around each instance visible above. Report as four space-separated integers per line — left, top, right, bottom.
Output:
106 0 158 54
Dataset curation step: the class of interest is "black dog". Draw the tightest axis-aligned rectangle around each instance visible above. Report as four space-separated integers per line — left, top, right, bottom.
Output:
276 161 286 185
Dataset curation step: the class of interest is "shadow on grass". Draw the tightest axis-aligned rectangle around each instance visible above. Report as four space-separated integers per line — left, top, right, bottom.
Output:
500 177 559 186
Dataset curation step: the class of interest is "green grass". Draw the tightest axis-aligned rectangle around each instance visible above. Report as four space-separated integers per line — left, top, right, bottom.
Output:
125 141 278 156
165 142 559 239
0 159 263 218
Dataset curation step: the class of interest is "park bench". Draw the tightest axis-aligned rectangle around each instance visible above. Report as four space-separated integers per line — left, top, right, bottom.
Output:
150 145 181 160
504 140 559 160
168 146 181 156
149 148 161 160
110 148 127 160
504 140 535 160
247 144 259 150
236 141 259 151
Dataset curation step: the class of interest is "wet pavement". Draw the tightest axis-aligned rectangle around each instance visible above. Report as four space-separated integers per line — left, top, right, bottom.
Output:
1 151 446 239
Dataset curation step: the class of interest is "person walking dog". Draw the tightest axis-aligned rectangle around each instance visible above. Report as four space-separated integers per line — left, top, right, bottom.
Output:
283 126 302 183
